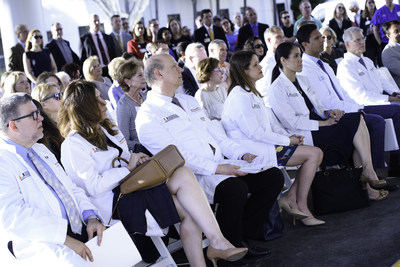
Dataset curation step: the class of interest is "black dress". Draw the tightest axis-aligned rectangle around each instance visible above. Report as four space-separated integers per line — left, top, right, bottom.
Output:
328 18 353 44
361 15 382 67
293 80 360 166
25 48 52 78
320 47 344 74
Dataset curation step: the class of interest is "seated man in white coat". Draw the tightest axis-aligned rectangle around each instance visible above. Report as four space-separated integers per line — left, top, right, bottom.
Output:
256 26 286 100
0 93 105 265
382 20 400 88
135 53 284 259
296 24 391 172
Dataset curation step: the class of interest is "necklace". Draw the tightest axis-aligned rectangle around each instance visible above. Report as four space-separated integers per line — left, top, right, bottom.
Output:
125 92 143 106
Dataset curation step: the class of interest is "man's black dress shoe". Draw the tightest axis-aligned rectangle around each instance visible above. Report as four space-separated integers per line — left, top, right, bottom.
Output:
217 259 249 267
241 241 271 258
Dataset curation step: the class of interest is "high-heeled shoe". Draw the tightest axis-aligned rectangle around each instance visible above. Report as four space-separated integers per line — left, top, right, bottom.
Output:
300 217 326 226
369 189 389 201
278 197 308 222
360 174 387 188
207 246 248 267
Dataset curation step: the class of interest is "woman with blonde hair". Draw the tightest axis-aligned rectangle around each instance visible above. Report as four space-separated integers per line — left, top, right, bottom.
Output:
328 3 352 49
2 71 31 96
23 29 57 83
82 56 112 100
59 80 247 266
31 82 62 122
319 26 344 74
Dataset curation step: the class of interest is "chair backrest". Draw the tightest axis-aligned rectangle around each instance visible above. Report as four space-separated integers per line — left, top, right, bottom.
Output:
384 118 399 152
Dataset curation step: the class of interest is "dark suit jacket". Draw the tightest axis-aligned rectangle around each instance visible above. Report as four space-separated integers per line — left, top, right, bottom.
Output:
8 43 25 72
193 25 228 52
182 66 199 96
80 32 116 64
236 22 269 51
45 39 80 71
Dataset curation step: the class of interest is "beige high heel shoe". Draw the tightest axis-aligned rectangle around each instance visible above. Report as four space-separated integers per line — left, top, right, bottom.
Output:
300 217 326 226
207 246 248 267
278 197 308 225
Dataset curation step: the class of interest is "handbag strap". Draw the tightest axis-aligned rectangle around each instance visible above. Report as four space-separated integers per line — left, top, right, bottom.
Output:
320 144 352 171
106 135 123 157
112 157 129 168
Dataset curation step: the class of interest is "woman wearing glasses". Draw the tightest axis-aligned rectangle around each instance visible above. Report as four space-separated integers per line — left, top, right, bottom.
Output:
195 58 227 120
328 3 353 50
243 36 265 61
23 29 57 84
31 83 63 123
361 0 380 66
319 26 344 74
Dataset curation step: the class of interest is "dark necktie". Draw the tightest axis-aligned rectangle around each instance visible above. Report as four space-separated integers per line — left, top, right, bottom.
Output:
28 150 82 234
317 60 343 100
359 58 367 69
171 96 184 110
96 33 109 65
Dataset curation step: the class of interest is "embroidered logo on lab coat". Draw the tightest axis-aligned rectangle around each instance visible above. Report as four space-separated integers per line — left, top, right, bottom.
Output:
190 107 201 112
252 103 261 109
119 137 126 144
287 93 299 97
163 114 179 123
357 69 365 76
92 147 99 152
19 171 31 181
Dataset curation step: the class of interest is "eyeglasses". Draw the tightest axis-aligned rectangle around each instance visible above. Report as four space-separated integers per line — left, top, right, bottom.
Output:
337 6 345 10
367 1 375 4
282 16 290 19
322 35 333 40
213 67 223 72
222 21 230 25
42 92 63 101
254 44 264 49
9 109 41 125
33 35 43 40
122 23 129 26
56 28 63 31
351 36 366 43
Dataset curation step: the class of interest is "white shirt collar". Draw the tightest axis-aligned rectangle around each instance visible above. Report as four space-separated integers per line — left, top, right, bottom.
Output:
303 53 320 64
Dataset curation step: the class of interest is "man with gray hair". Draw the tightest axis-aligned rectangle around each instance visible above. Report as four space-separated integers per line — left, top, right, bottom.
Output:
46 22 80 71
293 0 323 36
0 93 105 265
8 24 29 72
179 42 208 96
338 27 400 105
349 1 361 27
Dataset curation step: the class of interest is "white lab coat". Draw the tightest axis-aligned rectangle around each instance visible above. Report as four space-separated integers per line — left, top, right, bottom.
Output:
61 127 130 224
136 90 248 203
337 52 400 105
0 139 95 265
256 51 276 106
268 73 326 146
221 85 290 165
300 53 362 112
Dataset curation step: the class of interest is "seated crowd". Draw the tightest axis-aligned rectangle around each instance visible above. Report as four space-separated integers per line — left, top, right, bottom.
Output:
2 1 400 265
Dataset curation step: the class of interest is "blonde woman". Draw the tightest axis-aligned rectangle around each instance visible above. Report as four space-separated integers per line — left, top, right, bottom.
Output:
23 29 57 83
2 71 31 96
31 82 62 123
83 56 112 100
328 3 352 48
319 26 344 74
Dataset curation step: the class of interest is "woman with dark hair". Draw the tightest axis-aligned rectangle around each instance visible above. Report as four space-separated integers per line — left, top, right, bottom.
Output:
328 3 352 49
115 59 147 151
195 58 227 120
127 21 150 60
61 63 81 80
221 50 325 226
23 29 57 83
59 80 247 266
168 19 192 56
361 0 381 66
156 27 176 58
269 42 388 201
221 17 238 55
243 36 265 60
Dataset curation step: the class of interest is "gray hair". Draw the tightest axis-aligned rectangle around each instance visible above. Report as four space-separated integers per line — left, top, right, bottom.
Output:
349 1 359 8
185 42 205 63
144 54 166 87
0 93 32 133
264 26 283 41
208 39 226 54
14 24 26 36
343 27 363 43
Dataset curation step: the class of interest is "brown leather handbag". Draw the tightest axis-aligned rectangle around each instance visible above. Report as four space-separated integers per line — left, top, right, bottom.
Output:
112 145 185 194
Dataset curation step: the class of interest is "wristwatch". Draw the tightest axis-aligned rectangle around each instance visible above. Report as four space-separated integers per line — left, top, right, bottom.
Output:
84 215 100 224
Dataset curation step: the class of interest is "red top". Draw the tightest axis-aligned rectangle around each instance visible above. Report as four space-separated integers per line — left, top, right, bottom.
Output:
127 39 150 59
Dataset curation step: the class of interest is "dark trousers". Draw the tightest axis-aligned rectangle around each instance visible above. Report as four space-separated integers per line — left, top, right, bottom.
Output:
363 113 386 168
364 104 400 167
213 167 284 246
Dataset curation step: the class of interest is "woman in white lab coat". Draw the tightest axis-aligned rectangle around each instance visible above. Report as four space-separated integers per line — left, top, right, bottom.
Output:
221 50 325 226
59 80 247 267
268 42 387 201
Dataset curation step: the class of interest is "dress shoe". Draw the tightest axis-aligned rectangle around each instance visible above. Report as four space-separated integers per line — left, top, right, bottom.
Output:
241 241 271 259
369 189 389 201
207 246 248 267
216 259 249 267
360 174 387 189
278 197 308 223
300 217 326 226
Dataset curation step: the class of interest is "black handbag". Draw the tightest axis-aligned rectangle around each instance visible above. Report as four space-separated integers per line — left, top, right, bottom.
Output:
262 200 284 241
311 144 369 215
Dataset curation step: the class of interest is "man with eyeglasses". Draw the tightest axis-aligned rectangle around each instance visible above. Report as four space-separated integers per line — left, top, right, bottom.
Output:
0 93 106 265
371 0 400 51
8 24 29 72
45 22 80 72
280 11 295 43
382 20 400 88
293 0 323 37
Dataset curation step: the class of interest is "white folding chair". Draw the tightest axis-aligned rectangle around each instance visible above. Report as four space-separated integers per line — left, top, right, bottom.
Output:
384 118 399 152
